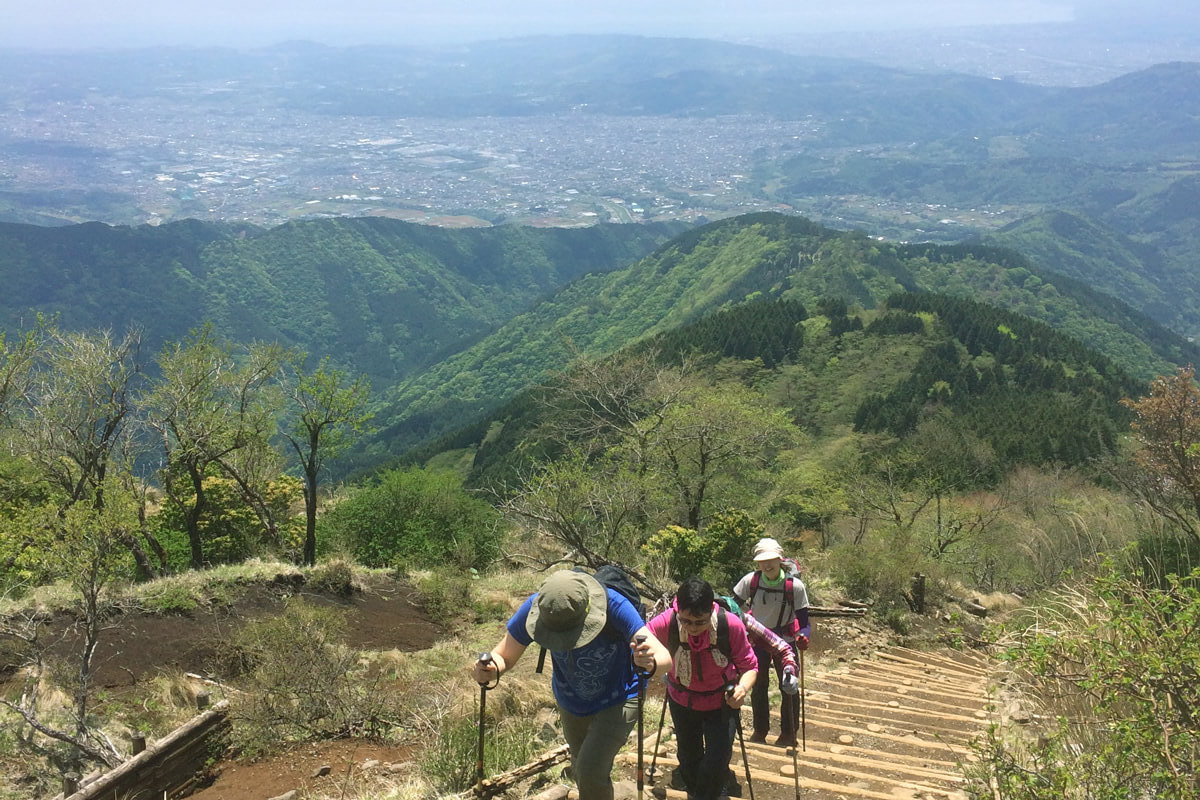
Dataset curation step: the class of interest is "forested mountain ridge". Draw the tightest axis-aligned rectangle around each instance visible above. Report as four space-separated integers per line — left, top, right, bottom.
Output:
0 210 1193 469
984 211 1177 321
0 216 685 382
445 291 1143 494
368 211 1198 459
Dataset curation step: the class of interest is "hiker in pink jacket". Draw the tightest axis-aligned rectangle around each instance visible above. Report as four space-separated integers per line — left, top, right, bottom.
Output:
647 577 758 800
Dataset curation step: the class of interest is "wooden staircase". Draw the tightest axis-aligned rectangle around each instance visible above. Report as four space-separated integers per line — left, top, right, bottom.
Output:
619 646 995 800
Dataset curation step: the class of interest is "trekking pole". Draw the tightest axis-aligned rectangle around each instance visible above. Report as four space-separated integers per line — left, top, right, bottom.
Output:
475 653 495 796
646 677 668 796
726 684 755 800
635 635 647 800
799 648 807 753
790 744 801 800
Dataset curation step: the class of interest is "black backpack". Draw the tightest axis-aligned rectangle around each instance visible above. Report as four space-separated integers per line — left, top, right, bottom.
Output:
592 564 645 623
535 565 644 672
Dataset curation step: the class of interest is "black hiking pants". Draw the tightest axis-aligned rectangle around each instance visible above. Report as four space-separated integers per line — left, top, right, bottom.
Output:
669 698 735 800
750 643 797 740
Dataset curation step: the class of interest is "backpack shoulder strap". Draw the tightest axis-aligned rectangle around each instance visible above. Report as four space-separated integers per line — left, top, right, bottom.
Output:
748 570 762 605
773 576 795 628
716 608 731 661
667 611 680 654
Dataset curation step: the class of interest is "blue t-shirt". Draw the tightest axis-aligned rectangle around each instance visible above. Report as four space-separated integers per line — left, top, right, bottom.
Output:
508 587 644 716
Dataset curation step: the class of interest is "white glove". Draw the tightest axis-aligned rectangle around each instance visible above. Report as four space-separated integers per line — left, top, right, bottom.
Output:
780 669 799 695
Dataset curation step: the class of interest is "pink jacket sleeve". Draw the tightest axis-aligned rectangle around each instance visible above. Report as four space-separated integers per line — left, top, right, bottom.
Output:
646 609 672 647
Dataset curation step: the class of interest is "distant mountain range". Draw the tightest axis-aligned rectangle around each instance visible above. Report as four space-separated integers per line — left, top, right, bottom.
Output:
4 39 1196 154
2 39 1198 293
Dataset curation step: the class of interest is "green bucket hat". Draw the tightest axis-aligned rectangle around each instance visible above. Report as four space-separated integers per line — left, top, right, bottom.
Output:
526 570 608 651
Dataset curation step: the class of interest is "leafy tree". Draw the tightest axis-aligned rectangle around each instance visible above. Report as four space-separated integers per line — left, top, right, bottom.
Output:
652 380 797 530
150 469 304 569
0 323 40 424
642 525 708 585
501 448 658 573
538 348 682 465
901 411 1001 556
0 324 45 574
768 459 849 547
1119 364 1200 545
0 483 137 780
9 325 164 579
643 509 763 591
283 355 372 566
18 326 142 508
501 356 796 589
146 325 287 568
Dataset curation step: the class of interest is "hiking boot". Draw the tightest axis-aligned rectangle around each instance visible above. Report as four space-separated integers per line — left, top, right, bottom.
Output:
748 731 768 744
725 769 742 797
775 733 797 748
669 767 688 791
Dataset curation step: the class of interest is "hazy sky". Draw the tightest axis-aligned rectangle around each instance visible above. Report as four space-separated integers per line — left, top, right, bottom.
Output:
0 0 1191 50
0 1 1085 50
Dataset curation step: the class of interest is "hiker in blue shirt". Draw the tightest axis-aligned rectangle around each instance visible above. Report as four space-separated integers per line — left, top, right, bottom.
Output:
473 570 672 800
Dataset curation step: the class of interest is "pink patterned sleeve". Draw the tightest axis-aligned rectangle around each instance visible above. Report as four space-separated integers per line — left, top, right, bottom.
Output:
742 612 798 674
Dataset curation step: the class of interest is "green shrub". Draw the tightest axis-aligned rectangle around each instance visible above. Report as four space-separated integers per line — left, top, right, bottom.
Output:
828 529 941 612
150 472 305 570
141 582 200 614
227 599 398 757
883 607 910 635
643 509 763 591
321 467 503 571
412 566 473 624
966 562 1200 798
307 558 355 596
420 708 540 794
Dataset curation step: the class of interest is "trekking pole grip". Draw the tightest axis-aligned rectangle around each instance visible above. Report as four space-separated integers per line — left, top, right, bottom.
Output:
477 652 499 689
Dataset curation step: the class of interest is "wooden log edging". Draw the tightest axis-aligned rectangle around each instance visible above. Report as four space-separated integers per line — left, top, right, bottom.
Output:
59 700 231 800
459 743 571 799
